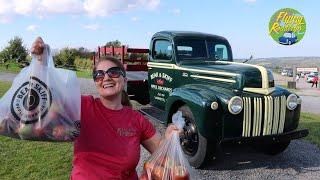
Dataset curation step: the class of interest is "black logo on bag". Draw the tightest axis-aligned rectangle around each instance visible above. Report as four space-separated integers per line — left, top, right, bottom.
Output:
11 76 52 124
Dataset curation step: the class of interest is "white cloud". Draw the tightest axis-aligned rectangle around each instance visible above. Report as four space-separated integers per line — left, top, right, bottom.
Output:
40 0 83 14
138 0 160 10
244 0 256 3
0 16 12 23
170 8 181 15
26 24 38 31
0 0 13 15
131 16 138 21
13 0 39 15
83 0 111 17
0 0 161 23
83 0 160 17
83 24 100 30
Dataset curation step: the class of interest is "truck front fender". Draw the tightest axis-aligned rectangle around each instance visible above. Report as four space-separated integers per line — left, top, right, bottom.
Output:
165 85 225 140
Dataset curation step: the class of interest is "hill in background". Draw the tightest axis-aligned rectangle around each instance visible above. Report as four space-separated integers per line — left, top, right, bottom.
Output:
235 57 320 71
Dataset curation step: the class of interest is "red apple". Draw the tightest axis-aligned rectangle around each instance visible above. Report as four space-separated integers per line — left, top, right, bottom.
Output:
139 172 149 180
144 161 155 172
33 126 46 137
157 155 168 167
172 166 189 180
52 125 65 140
47 101 62 120
152 166 164 180
48 110 59 121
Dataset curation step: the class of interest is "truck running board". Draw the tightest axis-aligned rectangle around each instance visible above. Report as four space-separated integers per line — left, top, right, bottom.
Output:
139 106 166 124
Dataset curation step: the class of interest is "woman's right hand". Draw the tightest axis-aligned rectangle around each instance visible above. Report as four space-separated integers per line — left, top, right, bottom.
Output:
31 37 45 60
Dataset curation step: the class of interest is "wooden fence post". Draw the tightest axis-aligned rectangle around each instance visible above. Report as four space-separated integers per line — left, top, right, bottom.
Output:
112 46 115 57
93 52 96 67
121 45 125 64
98 46 101 59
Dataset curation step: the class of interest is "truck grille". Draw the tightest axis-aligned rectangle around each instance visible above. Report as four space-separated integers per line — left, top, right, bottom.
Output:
242 96 286 137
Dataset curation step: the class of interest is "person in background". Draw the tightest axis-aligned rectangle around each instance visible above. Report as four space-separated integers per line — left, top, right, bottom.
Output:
295 74 300 82
31 37 180 180
311 75 318 88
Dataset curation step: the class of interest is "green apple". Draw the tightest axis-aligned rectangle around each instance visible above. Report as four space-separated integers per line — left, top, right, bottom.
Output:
17 124 34 139
0 119 5 134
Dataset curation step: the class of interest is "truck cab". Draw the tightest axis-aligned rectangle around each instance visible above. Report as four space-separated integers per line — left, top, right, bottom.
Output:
126 31 308 168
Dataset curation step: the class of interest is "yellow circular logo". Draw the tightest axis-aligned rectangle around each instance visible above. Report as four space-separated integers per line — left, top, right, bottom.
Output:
269 8 306 45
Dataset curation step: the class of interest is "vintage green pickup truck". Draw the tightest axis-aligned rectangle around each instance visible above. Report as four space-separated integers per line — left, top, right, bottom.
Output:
127 31 309 168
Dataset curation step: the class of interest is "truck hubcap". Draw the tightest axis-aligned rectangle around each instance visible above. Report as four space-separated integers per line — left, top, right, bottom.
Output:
181 120 199 156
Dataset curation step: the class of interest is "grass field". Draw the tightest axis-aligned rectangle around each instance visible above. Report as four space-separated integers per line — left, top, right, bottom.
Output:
0 81 73 179
0 63 22 73
75 69 92 79
0 63 92 79
0 81 319 179
299 112 320 147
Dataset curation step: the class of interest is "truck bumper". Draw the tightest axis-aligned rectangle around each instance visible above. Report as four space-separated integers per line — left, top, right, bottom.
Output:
221 129 309 144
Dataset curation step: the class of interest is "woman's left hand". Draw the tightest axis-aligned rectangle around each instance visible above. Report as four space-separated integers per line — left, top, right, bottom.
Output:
164 124 183 139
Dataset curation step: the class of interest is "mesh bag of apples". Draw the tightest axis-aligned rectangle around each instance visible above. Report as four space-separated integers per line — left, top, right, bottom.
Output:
140 111 193 180
0 44 81 141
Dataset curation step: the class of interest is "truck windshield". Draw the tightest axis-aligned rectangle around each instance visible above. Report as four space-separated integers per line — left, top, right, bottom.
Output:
207 41 230 61
175 39 230 61
176 39 207 60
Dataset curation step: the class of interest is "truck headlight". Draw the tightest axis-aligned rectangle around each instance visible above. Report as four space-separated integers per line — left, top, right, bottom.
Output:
228 96 243 114
287 94 298 110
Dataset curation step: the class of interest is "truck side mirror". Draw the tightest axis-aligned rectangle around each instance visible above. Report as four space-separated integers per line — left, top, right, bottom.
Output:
152 51 157 58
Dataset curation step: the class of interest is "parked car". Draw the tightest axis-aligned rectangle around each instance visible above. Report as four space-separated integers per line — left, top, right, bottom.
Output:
281 70 288 76
306 74 316 83
281 69 293 77
279 31 298 45
311 72 319 76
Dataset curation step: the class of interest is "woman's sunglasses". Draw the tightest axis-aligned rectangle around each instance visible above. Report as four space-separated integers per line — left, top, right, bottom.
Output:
93 67 125 82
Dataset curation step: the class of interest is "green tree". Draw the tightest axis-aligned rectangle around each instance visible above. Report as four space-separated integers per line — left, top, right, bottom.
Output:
105 40 122 47
53 48 78 69
76 47 93 59
0 36 28 63
74 57 93 70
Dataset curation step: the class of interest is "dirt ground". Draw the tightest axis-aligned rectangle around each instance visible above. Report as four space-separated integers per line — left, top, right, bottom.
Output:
274 73 320 115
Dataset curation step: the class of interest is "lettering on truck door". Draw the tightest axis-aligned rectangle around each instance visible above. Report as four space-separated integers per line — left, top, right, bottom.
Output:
148 39 174 109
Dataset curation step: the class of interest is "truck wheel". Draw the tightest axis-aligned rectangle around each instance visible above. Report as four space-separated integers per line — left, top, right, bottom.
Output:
255 140 291 155
177 105 215 168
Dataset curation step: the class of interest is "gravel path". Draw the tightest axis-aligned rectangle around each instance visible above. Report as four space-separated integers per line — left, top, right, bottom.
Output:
1 72 320 179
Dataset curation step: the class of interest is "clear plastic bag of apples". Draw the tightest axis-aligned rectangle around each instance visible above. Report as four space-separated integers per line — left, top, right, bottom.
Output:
140 111 193 180
0 39 80 141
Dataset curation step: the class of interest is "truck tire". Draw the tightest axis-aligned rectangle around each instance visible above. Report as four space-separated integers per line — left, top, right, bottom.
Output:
255 140 291 155
177 105 215 168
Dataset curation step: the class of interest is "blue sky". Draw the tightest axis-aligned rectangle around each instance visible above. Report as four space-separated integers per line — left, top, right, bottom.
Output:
0 0 318 58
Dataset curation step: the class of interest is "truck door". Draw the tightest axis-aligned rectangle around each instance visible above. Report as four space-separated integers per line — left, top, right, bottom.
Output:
148 39 175 109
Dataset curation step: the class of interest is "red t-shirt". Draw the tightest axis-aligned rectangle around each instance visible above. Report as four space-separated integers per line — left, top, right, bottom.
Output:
71 96 156 180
